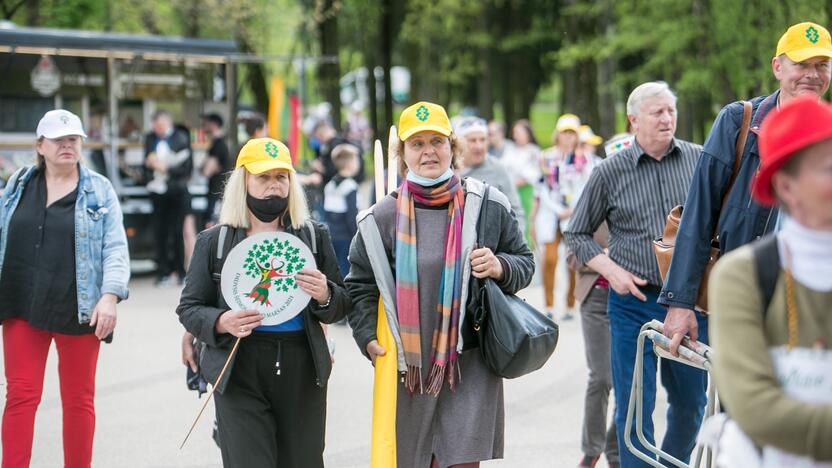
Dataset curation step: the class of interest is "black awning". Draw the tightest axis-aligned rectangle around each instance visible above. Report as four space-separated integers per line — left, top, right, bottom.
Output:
0 23 237 59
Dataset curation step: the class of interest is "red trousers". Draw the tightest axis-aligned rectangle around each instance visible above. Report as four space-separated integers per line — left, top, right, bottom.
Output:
2 318 100 468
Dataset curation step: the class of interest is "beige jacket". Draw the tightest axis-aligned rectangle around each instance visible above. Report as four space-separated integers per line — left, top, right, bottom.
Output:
566 222 609 303
710 245 832 461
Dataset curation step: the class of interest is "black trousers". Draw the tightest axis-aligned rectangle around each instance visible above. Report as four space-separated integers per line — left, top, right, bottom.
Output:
214 331 327 468
151 191 186 278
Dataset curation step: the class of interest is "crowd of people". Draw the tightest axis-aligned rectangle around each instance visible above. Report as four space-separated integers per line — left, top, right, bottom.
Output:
0 19 830 468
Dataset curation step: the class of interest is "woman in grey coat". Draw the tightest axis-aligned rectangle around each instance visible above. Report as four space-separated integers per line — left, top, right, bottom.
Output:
346 101 534 468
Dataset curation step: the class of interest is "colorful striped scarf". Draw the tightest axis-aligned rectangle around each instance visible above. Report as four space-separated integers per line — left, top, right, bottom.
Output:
395 175 465 395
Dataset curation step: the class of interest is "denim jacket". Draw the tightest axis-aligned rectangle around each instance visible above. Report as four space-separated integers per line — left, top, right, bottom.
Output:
0 164 130 324
658 92 779 309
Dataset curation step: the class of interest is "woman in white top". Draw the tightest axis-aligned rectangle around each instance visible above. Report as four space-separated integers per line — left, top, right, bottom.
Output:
501 119 540 246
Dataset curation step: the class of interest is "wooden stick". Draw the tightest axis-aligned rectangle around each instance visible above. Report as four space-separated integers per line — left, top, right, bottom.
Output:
387 126 398 193
180 336 242 449
373 139 384 203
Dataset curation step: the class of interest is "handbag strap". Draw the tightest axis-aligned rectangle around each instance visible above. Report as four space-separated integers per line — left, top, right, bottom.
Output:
477 183 491 246
472 183 491 331
711 100 752 243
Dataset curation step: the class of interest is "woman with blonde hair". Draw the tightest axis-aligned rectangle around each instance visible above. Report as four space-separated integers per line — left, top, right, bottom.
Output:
347 101 534 468
176 138 350 467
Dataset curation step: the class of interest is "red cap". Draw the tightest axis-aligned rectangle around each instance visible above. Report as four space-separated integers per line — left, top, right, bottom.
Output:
755 96 832 205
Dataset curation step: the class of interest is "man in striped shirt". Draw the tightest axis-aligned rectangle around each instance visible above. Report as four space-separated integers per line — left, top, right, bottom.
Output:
564 82 706 468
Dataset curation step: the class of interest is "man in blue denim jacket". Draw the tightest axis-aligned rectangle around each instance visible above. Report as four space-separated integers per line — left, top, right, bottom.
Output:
659 22 832 354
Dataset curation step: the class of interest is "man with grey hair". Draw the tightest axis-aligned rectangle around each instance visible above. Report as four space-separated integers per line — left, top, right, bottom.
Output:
659 21 832 358
457 116 525 232
565 81 706 467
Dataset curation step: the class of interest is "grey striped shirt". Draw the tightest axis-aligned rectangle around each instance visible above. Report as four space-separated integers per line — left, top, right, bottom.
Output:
563 138 701 286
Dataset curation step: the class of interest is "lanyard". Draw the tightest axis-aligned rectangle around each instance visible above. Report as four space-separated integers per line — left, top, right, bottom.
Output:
782 240 828 350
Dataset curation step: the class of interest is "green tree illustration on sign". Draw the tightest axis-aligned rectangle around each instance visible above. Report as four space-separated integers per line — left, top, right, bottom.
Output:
243 238 306 306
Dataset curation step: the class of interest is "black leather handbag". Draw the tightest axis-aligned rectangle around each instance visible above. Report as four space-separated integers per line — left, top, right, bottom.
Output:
471 184 558 379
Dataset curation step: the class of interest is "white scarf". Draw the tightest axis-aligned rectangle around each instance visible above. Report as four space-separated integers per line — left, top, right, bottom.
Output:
778 216 832 292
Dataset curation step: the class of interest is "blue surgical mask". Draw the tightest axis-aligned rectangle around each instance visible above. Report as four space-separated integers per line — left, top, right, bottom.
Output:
406 168 454 187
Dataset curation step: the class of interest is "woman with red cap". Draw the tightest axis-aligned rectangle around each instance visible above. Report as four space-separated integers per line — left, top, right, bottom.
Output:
706 96 832 466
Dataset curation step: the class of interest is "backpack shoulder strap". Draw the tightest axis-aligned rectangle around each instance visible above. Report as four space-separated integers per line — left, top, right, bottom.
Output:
6 167 26 191
305 220 318 256
752 234 780 316
3 166 29 198
211 225 235 284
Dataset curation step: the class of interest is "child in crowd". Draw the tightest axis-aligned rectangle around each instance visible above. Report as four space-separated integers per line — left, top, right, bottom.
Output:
323 143 360 278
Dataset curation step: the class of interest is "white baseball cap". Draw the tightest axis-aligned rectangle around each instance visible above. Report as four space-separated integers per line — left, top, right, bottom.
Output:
453 116 488 137
36 109 87 139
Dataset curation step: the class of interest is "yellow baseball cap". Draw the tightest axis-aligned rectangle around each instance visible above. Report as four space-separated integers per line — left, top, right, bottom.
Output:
398 101 452 141
555 114 581 134
579 125 603 146
776 22 832 63
235 138 295 174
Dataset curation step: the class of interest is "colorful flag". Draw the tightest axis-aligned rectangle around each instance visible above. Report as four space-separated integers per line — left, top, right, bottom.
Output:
267 76 286 140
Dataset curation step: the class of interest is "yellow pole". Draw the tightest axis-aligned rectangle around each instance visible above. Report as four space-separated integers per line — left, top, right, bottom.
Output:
370 301 398 467
370 133 397 468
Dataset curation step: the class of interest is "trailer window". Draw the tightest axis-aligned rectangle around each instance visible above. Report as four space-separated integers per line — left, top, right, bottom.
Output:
0 97 53 133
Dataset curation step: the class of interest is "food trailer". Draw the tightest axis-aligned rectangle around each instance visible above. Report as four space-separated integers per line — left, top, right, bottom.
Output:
0 22 239 269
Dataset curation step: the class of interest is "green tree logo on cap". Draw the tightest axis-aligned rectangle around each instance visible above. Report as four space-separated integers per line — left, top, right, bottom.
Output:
59 115 69 124
416 105 430 122
243 238 306 306
806 26 820 44
265 141 279 159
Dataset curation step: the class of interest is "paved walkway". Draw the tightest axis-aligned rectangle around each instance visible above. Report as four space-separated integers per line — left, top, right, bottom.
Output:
1 270 672 467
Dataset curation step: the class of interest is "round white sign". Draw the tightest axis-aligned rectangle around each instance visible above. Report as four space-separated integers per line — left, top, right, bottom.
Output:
31 56 61 97
220 232 316 326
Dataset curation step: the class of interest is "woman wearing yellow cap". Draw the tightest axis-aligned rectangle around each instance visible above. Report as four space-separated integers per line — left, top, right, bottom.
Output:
533 114 582 322
176 138 350 468
346 101 534 468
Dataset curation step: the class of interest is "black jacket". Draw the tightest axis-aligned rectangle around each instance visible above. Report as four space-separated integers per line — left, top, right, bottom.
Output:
144 125 193 194
176 220 351 393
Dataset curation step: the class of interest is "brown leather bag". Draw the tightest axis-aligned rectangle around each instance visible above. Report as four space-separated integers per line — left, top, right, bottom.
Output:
653 101 752 312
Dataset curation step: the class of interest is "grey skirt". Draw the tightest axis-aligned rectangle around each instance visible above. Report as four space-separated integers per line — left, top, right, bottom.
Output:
395 348 504 468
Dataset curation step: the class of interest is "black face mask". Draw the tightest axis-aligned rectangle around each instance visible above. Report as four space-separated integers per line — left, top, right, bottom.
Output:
246 193 288 223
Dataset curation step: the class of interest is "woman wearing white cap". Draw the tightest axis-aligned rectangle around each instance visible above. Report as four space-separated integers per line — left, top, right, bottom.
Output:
0 109 130 467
